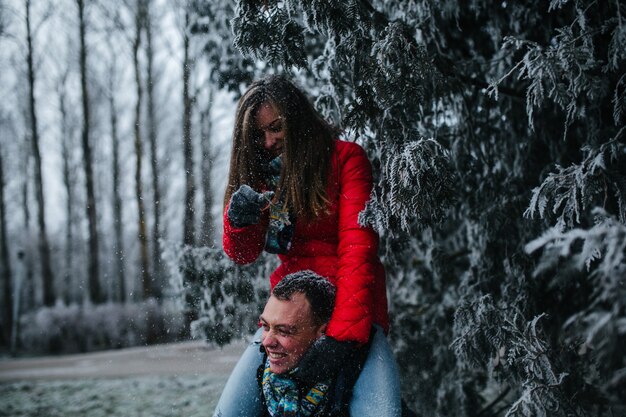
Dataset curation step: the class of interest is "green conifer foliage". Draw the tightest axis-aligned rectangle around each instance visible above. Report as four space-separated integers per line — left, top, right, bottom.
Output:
188 1 625 415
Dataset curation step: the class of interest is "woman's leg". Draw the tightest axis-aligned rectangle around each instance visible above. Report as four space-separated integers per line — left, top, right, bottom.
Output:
213 328 265 417
349 325 402 416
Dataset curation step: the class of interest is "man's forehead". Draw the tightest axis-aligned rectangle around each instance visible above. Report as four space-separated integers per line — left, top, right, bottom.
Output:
261 293 314 325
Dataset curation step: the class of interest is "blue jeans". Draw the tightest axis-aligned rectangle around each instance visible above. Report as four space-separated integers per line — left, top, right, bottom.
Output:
212 326 402 417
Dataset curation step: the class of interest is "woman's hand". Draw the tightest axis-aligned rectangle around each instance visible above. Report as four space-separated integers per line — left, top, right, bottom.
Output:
227 185 273 228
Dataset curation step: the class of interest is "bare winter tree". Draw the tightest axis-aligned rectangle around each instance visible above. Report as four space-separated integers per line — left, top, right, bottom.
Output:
144 0 162 298
0 1 6 36
57 66 78 305
181 7 195 246
25 0 54 307
18 128 34 312
76 0 102 303
105 38 126 304
0 126 12 345
198 86 214 247
132 0 151 299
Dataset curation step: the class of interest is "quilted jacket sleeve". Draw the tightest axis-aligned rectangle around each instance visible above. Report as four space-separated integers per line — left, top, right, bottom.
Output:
325 142 378 344
222 207 268 265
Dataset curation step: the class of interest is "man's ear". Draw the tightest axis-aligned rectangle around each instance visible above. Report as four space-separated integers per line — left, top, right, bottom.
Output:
316 323 327 338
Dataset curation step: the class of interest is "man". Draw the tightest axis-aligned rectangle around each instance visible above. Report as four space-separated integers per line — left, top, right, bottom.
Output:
258 270 367 416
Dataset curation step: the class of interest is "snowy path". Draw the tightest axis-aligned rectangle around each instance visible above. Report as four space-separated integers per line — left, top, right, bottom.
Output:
0 340 247 417
0 339 246 381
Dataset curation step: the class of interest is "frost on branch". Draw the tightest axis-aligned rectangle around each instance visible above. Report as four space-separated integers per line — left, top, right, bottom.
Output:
232 1 307 68
360 138 455 234
524 140 626 230
163 243 274 346
452 296 570 417
524 208 626 403
525 208 626 280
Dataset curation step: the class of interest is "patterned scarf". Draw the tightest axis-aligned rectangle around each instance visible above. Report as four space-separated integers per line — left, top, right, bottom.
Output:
264 156 295 254
261 359 330 417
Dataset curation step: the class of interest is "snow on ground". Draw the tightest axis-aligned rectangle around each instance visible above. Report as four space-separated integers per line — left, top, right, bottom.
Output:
0 375 225 417
0 339 248 417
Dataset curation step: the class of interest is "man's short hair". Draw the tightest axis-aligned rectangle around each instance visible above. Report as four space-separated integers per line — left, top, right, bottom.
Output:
272 270 336 325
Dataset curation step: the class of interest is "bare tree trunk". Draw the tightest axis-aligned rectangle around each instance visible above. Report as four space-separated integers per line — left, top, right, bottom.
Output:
182 11 195 246
20 144 34 311
59 77 74 305
145 0 161 298
0 141 13 345
108 59 126 304
199 88 214 247
133 0 151 300
25 0 54 307
12 250 26 356
77 0 102 304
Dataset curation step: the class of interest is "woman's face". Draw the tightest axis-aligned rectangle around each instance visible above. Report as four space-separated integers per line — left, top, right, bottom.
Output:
255 102 285 158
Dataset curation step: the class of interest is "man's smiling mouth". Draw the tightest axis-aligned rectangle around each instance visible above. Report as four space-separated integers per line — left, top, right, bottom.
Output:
268 351 287 359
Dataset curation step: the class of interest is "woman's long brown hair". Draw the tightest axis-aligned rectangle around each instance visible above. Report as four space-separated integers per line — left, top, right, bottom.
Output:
224 75 337 221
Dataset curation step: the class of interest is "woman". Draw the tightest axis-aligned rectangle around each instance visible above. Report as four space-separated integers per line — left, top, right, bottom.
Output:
215 75 401 416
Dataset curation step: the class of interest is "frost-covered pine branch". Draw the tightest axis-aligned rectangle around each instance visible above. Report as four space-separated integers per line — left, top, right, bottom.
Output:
163 243 274 346
525 140 626 229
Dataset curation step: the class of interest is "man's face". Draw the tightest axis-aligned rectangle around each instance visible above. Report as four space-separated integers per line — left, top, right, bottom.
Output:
260 293 326 374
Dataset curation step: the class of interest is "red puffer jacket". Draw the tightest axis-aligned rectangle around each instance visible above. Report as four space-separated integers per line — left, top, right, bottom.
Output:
223 139 389 344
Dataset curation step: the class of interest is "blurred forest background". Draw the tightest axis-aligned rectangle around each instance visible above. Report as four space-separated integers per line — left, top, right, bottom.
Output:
0 1 625 417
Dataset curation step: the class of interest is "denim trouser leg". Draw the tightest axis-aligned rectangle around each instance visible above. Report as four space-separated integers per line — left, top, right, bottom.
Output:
350 325 402 416
212 328 265 417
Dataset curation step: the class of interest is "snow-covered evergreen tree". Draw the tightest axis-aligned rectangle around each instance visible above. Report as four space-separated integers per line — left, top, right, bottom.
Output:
164 243 275 346
183 1 625 415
